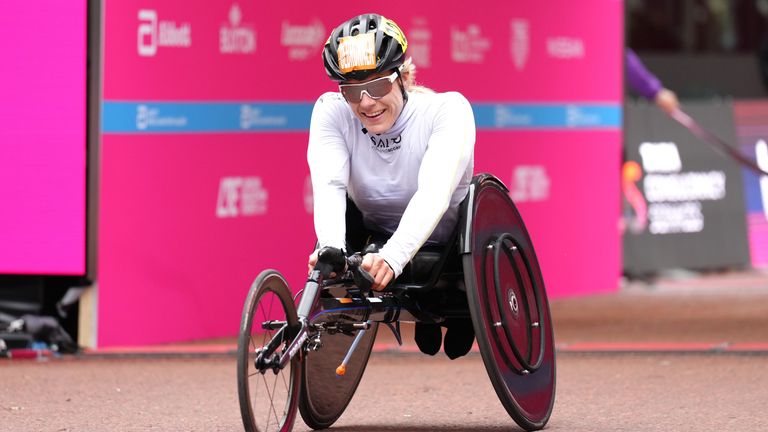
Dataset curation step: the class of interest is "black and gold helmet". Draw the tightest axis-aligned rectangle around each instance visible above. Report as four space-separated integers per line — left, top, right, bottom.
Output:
322 13 408 81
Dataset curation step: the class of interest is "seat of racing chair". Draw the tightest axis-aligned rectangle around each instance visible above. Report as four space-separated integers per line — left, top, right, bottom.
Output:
344 195 465 292
395 241 461 290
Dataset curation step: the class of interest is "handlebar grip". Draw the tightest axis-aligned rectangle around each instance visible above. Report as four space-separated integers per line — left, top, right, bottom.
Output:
345 253 374 291
363 243 381 254
353 265 375 291
315 246 347 277
346 253 363 267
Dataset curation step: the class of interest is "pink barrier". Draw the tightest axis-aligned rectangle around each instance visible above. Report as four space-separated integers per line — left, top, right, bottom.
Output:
0 3 87 275
99 134 314 345
99 0 623 346
476 130 622 298
733 100 768 268
103 0 622 102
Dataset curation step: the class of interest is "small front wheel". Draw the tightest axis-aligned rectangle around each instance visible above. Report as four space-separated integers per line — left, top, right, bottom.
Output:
237 270 301 432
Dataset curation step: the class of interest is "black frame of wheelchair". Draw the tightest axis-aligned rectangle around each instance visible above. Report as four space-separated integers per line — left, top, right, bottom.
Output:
236 173 556 432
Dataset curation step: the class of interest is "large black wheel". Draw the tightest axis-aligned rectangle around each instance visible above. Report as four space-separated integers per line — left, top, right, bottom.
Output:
462 175 556 431
237 270 301 432
298 320 378 429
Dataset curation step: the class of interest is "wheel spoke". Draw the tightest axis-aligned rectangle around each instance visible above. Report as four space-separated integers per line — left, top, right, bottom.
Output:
251 292 266 352
259 373 276 430
237 272 299 432
261 373 281 430
280 364 289 393
266 290 275 324
258 295 271 331
270 371 283 427
257 294 276 349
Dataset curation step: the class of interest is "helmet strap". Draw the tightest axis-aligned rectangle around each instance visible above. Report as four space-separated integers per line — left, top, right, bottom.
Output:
395 69 408 103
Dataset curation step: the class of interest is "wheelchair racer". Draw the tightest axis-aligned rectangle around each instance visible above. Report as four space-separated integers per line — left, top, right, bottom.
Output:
307 13 476 359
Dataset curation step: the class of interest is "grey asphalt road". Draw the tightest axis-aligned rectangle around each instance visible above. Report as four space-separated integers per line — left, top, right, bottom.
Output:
2 354 768 432
3 271 768 432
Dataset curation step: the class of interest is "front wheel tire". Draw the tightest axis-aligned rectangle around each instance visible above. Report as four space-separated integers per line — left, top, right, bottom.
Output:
237 270 301 432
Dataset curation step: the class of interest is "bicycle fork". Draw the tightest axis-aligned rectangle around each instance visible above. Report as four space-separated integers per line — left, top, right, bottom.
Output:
264 269 323 372
282 268 374 376
257 267 407 376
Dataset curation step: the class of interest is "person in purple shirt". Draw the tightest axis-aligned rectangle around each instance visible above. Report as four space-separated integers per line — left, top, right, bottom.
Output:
621 50 681 237
626 49 680 114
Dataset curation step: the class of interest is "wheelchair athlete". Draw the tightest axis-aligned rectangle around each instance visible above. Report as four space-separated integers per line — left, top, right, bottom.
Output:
307 13 476 359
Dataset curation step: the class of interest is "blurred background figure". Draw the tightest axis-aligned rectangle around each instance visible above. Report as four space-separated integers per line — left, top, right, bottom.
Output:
620 49 675 238
626 48 680 115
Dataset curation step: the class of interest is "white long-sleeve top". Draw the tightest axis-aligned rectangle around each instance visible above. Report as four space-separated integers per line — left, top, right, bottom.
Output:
307 91 476 277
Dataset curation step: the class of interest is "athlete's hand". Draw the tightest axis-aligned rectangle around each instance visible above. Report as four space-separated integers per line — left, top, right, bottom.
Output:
655 88 680 115
307 249 341 278
361 253 394 291
307 249 319 276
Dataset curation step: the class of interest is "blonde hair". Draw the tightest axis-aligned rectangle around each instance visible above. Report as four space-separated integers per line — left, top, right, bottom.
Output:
399 57 434 94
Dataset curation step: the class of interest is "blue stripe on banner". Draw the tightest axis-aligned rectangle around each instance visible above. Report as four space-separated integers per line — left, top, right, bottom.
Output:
101 101 621 133
473 103 622 129
101 102 314 133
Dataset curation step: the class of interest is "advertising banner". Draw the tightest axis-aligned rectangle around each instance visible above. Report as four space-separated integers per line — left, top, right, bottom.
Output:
0 2 87 275
622 102 750 276
733 100 768 268
99 0 623 346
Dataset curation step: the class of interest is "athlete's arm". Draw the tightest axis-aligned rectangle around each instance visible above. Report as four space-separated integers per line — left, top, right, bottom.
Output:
307 94 350 252
378 93 476 276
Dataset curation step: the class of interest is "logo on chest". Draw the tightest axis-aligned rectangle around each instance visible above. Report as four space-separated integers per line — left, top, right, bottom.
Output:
370 134 402 153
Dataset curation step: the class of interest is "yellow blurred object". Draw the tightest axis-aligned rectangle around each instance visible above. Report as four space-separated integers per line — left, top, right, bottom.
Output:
622 160 643 182
335 365 346 376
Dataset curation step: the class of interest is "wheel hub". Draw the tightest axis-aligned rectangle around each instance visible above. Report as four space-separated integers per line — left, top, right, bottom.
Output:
507 289 519 316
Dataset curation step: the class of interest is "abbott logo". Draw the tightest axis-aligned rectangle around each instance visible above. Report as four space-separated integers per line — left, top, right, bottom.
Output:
216 177 268 218
510 166 550 202
136 105 151 130
137 10 157 56
137 9 191 57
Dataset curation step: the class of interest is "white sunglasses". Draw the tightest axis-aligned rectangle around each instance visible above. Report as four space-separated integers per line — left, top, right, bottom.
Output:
338 72 399 103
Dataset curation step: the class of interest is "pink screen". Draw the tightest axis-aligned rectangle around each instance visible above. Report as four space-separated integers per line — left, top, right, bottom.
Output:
0 3 87 275
98 0 622 346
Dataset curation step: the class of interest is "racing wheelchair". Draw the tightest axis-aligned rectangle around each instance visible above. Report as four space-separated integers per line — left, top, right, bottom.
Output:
236 173 556 432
